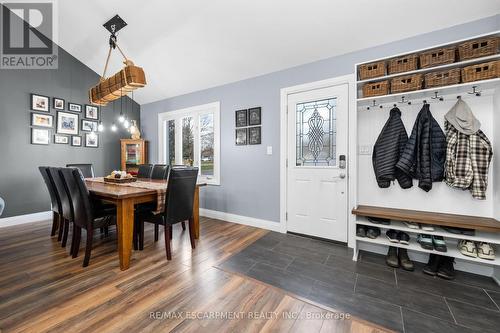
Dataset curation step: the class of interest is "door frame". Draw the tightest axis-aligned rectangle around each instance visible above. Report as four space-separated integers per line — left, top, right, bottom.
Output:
279 74 357 247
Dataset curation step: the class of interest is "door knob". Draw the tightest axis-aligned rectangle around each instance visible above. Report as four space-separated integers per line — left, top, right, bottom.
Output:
339 173 346 179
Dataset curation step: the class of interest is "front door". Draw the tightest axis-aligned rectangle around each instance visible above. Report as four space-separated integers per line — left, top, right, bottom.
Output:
286 84 348 242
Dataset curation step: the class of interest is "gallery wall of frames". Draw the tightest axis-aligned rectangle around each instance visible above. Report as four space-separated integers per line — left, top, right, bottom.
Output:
235 106 262 146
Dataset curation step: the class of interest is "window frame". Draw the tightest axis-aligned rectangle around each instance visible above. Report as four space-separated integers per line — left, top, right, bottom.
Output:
158 101 221 185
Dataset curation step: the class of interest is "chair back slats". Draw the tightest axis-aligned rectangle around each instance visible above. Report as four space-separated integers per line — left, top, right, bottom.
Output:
151 164 170 180
164 167 198 225
38 166 60 213
66 164 94 178
48 167 72 221
137 164 153 178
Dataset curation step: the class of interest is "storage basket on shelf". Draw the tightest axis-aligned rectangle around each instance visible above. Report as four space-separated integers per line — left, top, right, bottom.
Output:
458 37 500 61
462 60 500 83
424 68 461 88
362 80 389 98
359 61 385 80
419 47 456 68
390 74 423 93
388 54 418 75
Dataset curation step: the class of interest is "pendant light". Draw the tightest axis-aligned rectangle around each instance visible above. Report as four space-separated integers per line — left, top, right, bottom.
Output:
111 98 117 131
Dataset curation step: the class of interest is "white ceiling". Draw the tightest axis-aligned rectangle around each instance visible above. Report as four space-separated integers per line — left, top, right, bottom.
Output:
58 0 500 104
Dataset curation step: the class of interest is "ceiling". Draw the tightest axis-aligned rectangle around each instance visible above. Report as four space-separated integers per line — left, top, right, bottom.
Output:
57 0 500 104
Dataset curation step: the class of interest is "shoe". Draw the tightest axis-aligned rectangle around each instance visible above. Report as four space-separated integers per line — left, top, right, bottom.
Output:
398 231 410 245
417 234 433 250
420 224 435 232
366 227 381 239
386 246 399 268
442 226 475 236
398 248 414 271
437 257 455 280
432 236 447 252
356 225 367 237
386 229 399 243
477 242 495 260
368 217 391 225
403 221 419 229
458 240 477 258
423 253 441 276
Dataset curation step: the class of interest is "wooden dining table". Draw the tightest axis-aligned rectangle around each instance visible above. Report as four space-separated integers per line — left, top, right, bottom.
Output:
85 178 205 270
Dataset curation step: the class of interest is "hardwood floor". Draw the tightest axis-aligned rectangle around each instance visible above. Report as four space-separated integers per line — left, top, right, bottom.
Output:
0 217 390 333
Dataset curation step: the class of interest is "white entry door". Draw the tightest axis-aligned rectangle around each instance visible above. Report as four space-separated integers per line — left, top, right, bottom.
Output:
286 84 348 242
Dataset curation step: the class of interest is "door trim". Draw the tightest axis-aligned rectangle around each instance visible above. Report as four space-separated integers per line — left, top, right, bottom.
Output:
279 74 357 246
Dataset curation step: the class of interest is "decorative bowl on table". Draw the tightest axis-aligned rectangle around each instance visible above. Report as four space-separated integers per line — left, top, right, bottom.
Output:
104 170 137 183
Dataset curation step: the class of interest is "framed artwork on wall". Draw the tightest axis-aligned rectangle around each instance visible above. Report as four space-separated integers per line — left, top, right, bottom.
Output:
31 128 50 145
81 119 98 132
248 126 261 145
85 133 99 148
235 128 247 145
248 107 261 126
68 103 82 112
31 113 53 128
53 97 65 110
71 136 82 146
54 134 69 144
56 111 79 135
31 94 49 112
235 109 248 127
85 105 99 119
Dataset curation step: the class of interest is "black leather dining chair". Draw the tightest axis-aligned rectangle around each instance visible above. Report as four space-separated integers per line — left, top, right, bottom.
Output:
48 167 73 248
66 164 94 178
39 166 63 238
134 167 198 260
151 164 169 180
137 164 153 178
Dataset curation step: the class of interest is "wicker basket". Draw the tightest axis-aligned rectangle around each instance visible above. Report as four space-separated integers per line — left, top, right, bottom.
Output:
424 68 461 88
388 54 418 75
462 60 500 83
458 37 500 61
419 47 456 68
359 61 385 80
390 74 423 93
362 80 389 98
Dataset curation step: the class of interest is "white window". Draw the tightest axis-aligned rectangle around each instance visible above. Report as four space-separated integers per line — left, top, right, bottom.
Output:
158 102 220 185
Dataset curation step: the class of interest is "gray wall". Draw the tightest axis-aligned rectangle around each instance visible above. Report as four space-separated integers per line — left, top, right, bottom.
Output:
0 35 140 218
141 15 500 223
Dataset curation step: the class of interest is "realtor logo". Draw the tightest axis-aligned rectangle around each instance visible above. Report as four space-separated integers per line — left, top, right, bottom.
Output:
0 1 58 69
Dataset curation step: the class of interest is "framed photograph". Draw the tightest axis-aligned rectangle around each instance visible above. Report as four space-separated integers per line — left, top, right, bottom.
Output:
235 109 248 127
31 113 53 128
31 128 50 145
85 105 99 119
53 97 65 110
248 126 262 145
68 103 82 112
71 136 82 146
81 119 98 132
248 107 261 126
235 128 247 145
56 111 79 135
31 94 49 112
85 133 99 148
54 134 69 144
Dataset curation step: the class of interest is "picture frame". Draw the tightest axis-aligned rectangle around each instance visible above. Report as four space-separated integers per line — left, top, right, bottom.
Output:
248 126 262 145
68 103 82 112
85 133 99 148
31 113 53 128
54 134 69 144
85 104 99 119
235 109 248 127
31 128 50 145
248 107 261 126
235 128 247 145
31 93 50 112
53 97 65 110
81 119 98 132
56 111 79 135
71 136 82 146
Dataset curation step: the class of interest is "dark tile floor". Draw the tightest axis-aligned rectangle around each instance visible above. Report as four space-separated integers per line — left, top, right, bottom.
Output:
218 231 500 333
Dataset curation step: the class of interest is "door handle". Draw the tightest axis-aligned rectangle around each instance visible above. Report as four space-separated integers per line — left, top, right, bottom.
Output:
332 173 346 180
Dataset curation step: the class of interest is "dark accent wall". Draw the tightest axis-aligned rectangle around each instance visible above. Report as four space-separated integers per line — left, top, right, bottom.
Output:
0 17 140 218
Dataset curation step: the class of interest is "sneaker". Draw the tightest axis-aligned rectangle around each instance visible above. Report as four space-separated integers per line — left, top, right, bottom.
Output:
432 236 447 252
386 246 399 268
366 227 381 239
356 225 367 238
403 221 419 229
386 229 399 243
423 253 441 276
477 242 495 260
420 224 435 232
437 256 455 280
398 248 414 271
398 232 410 245
458 240 477 258
368 217 391 225
417 234 433 250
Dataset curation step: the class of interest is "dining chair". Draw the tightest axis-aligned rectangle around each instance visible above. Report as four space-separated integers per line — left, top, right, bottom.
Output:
66 164 95 178
39 166 63 238
151 164 170 180
48 167 73 248
0 197 4 216
60 168 116 266
137 164 153 178
135 167 198 260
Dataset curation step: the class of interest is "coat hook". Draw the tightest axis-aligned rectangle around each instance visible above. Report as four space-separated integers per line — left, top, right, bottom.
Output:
431 91 443 101
467 86 482 96
398 95 408 104
423 100 427 104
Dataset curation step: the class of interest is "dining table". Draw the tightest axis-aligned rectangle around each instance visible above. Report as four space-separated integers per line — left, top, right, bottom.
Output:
85 177 206 270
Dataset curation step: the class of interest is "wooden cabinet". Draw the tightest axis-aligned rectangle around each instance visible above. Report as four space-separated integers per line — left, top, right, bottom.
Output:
120 139 148 174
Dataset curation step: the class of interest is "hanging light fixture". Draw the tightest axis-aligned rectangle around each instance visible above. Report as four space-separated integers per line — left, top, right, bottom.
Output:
123 117 130 129
98 121 104 132
111 123 117 132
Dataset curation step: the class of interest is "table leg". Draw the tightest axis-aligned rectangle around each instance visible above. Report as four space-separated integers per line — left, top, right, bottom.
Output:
116 198 134 270
193 187 200 239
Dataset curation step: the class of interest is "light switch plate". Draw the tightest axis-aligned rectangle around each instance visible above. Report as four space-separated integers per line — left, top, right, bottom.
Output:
358 145 372 155
266 146 273 155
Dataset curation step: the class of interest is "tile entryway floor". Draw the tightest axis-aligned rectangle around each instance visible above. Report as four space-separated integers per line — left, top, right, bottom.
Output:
217 231 500 333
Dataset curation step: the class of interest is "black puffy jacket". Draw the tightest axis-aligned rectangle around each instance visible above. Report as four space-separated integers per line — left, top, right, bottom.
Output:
372 107 413 189
395 104 446 192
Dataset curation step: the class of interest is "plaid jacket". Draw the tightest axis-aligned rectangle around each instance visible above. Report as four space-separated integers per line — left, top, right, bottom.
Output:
444 121 492 200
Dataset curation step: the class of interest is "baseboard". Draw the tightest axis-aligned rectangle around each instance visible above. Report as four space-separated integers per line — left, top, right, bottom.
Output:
200 208 285 233
0 211 52 228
